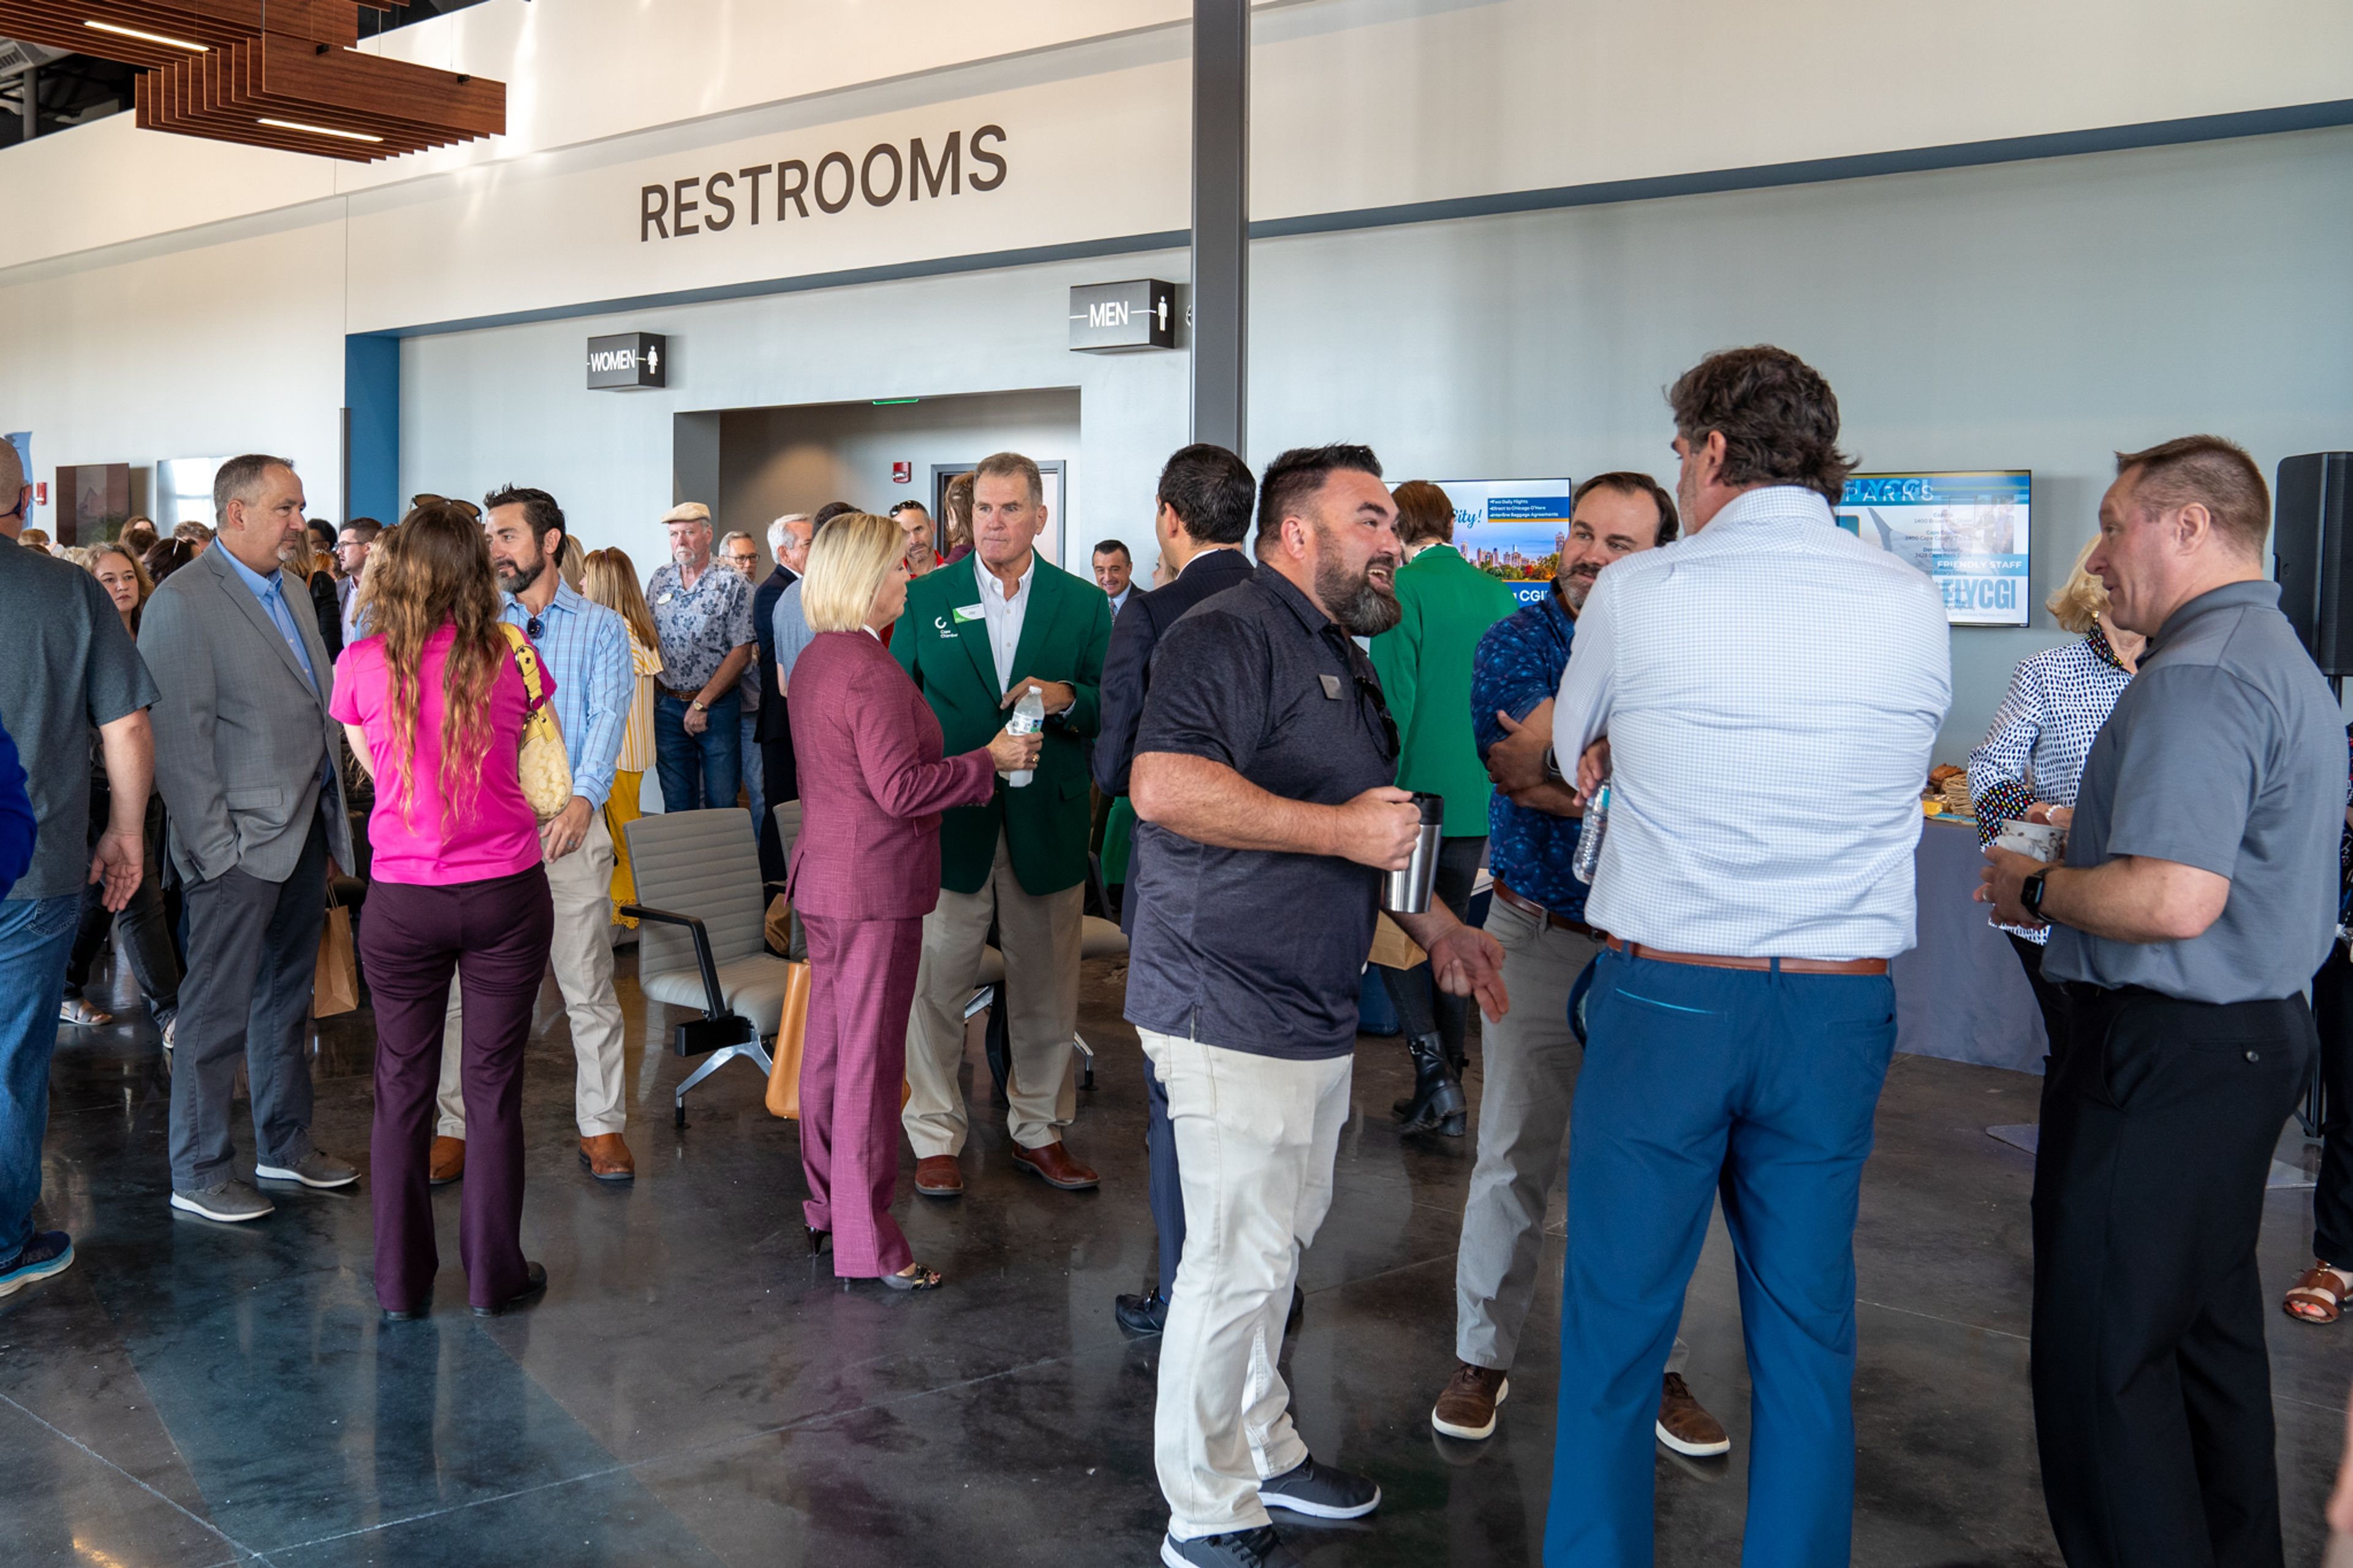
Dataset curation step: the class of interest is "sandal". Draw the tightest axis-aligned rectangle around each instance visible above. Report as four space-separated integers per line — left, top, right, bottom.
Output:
880 1263 943 1292
59 996 113 1027
2285 1262 2352 1324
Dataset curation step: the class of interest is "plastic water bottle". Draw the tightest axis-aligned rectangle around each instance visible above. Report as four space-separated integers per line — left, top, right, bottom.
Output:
1006 687 1045 788
1571 776 1610 883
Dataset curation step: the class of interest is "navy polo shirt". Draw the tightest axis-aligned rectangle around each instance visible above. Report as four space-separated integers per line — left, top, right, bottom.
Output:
1123 570 1400 1059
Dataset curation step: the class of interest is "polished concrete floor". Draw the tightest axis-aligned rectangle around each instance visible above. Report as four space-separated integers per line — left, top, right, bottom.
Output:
4 942 2346 1567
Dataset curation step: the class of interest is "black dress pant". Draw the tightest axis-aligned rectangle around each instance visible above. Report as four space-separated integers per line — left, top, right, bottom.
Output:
757 727 798 886
2311 940 2353 1266
2007 931 2071 1062
2031 985 2311 1568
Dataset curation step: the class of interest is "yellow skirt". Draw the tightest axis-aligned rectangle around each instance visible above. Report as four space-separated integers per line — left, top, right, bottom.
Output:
604 770 645 926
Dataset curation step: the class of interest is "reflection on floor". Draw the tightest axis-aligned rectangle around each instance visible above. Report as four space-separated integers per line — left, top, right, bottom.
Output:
3 945 2343 1566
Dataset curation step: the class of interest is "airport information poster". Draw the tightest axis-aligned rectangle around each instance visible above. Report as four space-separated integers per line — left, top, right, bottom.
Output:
1836 471 2031 626
1430 478 1577 607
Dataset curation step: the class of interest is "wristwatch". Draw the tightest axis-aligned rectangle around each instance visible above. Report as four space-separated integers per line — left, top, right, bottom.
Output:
1542 744 1565 784
2020 870 2048 919
689 698 708 713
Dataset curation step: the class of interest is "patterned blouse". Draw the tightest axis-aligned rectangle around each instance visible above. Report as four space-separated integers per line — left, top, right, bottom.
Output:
1967 622 2134 944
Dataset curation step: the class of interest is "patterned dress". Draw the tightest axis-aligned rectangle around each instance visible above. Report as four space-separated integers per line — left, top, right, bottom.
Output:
1966 622 2134 944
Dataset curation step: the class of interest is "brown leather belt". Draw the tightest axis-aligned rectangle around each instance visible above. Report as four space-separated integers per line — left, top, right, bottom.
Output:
1605 935 1888 977
1492 881 1604 942
658 682 704 704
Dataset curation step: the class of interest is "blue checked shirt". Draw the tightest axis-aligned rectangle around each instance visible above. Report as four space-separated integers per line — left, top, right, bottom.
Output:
1472 585 1588 921
505 581 631 811
1553 485 1952 960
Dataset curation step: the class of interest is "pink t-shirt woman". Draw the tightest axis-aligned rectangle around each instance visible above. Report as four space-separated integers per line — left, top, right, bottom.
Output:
331 626 550 885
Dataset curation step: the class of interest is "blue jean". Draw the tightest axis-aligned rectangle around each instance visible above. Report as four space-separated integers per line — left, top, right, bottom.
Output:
0 893 81 1257
1546 950 1896 1568
653 691 741 813
739 711 765 836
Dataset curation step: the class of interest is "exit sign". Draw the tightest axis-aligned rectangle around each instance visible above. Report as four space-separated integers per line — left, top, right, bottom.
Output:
1068 280 1175 352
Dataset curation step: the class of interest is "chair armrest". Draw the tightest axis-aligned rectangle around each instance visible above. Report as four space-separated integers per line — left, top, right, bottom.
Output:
617 903 728 1020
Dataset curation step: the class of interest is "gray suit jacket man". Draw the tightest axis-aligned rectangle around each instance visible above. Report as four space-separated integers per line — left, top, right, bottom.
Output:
140 543 353 884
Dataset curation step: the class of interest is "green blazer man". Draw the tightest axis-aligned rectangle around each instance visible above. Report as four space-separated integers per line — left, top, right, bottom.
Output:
1369 502 1521 836
893 452 1113 1197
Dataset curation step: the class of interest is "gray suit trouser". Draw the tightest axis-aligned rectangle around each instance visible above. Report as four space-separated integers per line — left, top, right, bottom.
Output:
168 812 329 1189
1456 895 1687 1374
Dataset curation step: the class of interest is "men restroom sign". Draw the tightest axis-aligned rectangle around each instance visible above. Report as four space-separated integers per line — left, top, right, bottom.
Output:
587 333 667 390
1069 280 1176 352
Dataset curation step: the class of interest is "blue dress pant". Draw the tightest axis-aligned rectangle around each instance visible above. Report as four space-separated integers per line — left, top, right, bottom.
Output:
1545 950 1895 1568
653 691 741 813
1146 1063 1183 1297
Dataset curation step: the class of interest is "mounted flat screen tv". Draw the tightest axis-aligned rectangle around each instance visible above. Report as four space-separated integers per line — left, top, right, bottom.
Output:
1412 478 1576 607
1836 470 2031 627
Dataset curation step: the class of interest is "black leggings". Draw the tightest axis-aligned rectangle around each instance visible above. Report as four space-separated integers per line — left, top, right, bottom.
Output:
1379 835 1485 1059
2313 940 2353 1266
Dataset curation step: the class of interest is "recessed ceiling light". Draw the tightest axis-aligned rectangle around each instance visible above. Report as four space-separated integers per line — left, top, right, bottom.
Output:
86 19 207 51
257 118 384 144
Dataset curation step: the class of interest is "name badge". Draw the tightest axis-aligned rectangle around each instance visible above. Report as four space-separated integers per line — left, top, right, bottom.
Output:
953 604 985 623
655 592 673 606
1319 673 1342 700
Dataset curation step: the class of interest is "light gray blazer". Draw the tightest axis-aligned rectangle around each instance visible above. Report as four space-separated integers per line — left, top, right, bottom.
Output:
140 545 354 885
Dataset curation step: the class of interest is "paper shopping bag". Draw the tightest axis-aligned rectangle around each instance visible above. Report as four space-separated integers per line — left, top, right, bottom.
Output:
763 960 813 1119
313 896 360 1018
1367 912 1428 971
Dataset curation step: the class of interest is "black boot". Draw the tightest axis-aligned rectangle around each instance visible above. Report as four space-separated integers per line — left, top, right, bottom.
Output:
1392 1035 1467 1135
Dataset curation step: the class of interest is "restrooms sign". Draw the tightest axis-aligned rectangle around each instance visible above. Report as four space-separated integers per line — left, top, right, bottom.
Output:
640 126 1009 241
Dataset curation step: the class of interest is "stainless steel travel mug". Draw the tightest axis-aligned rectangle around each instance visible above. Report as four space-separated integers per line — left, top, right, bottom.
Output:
1382 792 1447 914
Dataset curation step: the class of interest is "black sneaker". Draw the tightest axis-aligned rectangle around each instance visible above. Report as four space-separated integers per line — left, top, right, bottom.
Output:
0 1231 74 1300
1161 1526 1300 1568
1257 1454 1380 1520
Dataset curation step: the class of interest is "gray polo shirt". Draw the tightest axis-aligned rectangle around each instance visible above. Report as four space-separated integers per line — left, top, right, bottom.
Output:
0 534 159 901
1123 570 1400 1059
2044 580 2341 1003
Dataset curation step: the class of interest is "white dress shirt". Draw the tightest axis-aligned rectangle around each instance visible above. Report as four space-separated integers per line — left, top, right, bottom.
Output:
1552 485 1952 960
979 552 1036 694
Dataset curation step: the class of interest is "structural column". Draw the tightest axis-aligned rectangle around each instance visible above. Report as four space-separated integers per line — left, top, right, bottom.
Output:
1190 0 1248 455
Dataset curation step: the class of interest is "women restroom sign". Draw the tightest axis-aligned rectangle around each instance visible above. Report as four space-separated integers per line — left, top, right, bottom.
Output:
586 332 667 390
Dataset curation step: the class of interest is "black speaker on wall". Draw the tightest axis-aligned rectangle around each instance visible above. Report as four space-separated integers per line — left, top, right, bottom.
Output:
2273 452 2353 676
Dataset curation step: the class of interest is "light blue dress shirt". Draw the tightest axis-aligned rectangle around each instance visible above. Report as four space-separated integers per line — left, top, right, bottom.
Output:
504 580 631 810
222 548 318 691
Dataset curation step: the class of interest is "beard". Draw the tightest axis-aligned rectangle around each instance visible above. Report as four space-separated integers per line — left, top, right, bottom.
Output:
496 555 544 595
1558 564 1599 613
1314 526 1402 637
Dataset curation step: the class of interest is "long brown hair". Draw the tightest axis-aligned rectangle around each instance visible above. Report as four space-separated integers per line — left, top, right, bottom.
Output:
580 547 659 650
357 503 509 827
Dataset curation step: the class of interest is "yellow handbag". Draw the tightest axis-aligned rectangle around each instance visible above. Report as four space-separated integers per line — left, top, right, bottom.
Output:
499 623 573 822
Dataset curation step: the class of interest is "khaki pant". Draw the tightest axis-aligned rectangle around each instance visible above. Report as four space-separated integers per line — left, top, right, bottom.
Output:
436 815 626 1138
1457 896 1686 1374
1142 1027 1351 1541
901 828 1081 1157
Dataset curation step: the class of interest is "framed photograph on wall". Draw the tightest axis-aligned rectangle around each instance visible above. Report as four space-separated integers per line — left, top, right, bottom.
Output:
55 462 132 547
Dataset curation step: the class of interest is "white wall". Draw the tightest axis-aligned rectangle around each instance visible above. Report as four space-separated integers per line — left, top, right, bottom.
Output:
1245 126 2353 759
717 390 1084 570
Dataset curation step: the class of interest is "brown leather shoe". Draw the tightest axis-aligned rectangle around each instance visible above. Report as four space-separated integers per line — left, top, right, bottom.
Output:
1430 1362 1509 1440
428 1136 464 1186
1656 1373 1730 1456
1010 1140 1099 1191
914 1156 964 1197
578 1133 635 1183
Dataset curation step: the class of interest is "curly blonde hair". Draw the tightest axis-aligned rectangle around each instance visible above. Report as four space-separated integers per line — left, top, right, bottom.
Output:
2045 535 2112 637
355 503 510 827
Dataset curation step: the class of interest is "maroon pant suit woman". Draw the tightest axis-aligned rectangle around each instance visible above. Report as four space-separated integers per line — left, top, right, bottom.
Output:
786 626 1000 1282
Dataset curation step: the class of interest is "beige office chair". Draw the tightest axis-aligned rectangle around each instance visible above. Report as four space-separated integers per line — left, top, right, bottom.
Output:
622 808 788 1126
